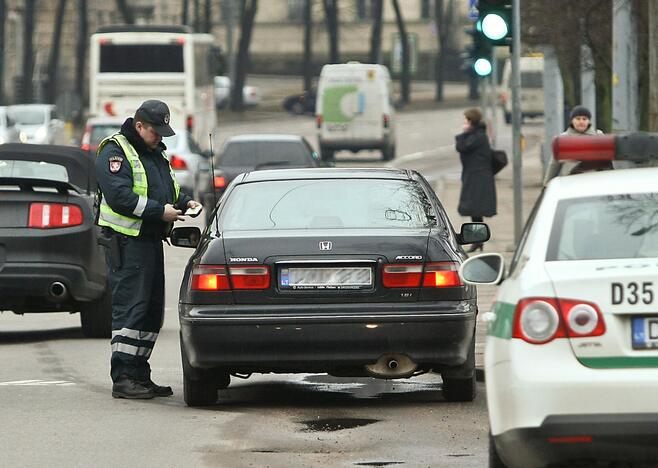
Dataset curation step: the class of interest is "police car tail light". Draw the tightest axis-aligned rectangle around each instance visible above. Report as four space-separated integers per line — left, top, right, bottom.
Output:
169 155 187 170
382 264 423 288
559 299 605 337
513 298 565 344
28 203 83 229
191 265 230 291
422 262 462 288
552 135 615 161
228 266 270 290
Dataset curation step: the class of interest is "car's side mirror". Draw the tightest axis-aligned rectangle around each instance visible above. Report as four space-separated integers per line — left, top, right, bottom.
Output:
457 222 490 245
459 253 505 285
171 226 201 248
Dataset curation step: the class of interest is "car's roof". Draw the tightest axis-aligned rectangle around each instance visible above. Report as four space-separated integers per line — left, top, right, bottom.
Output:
237 167 413 183
226 134 306 143
547 167 658 199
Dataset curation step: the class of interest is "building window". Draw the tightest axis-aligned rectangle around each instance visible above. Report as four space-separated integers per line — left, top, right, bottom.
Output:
421 0 433 19
356 0 374 21
288 0 305 22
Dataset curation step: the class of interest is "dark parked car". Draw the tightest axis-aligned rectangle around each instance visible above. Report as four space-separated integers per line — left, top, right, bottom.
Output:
282 88 316 115
198 134 322 223
0 144 111 337
171 167 490 406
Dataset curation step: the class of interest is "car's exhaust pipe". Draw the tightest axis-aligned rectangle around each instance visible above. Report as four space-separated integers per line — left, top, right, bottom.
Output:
49 281 68 299
365 354 417 379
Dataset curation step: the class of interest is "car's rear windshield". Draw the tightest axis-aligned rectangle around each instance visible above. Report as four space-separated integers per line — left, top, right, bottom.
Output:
547 193 658 260
9 108 46 125
521 71 543 89
219 178 437 231
99 44 184 73
91 125 121 146
220 141 313 168
0 159 68 182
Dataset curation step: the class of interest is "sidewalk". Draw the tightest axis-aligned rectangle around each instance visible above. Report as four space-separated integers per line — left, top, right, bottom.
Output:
432 133 546 379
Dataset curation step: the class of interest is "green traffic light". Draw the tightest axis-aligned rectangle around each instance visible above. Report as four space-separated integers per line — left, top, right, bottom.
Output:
473 58 492 76
481 13 508 41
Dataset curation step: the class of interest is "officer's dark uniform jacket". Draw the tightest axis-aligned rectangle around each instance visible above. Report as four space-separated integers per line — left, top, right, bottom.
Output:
96 117 191 383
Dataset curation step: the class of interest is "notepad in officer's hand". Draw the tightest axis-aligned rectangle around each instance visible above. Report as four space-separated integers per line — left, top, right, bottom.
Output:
185 205 203 218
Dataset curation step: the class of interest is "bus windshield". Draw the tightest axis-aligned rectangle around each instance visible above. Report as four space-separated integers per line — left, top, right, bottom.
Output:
99 44 184 73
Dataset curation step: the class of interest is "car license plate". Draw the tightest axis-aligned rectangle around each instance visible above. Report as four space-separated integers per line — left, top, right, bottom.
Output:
631 316 658 350
279 267 372 290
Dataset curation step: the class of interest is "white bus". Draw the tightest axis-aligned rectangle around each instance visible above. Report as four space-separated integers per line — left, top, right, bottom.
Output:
89 25 217 148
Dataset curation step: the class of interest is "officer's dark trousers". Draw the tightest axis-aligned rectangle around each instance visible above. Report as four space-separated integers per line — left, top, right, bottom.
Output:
106 234 165 383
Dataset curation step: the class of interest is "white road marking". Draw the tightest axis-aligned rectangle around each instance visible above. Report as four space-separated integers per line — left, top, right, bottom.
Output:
0 379 75 386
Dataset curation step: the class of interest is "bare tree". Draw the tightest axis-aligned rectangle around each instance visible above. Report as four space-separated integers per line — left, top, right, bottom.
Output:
203 0 212 33
181 0 188 25
0 0 6 104
369 0 383 63
323 0 339 63
230 0 258 111
115 0 134 24
75 0 88 118
303 0 313 91
45 0 67 104
21 0 36 103
193 0 200 32
434 0 455 101
391 0 410 104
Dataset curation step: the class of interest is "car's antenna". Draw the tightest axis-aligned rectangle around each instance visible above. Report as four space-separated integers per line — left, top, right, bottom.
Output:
208 133 219 232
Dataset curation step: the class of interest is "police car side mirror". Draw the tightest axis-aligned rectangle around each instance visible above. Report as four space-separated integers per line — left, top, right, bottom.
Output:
458 222 490 245
171 226 201 248
459 253 505 285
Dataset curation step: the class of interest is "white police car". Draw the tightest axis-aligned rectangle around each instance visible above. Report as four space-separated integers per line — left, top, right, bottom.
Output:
460 134 658 468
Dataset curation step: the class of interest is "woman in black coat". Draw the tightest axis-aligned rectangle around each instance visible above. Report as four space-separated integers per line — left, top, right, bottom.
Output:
455 107 496 252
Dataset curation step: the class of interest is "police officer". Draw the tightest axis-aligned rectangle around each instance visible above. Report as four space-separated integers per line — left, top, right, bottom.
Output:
95 100 201 399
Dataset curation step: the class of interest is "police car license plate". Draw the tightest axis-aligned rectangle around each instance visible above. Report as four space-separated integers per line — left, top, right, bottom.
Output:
631 316 658 350
279 267 372 290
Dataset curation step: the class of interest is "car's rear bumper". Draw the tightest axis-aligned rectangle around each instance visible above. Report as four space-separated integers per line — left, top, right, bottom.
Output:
494 414 658 468
180 301 476 372
0 262 105 307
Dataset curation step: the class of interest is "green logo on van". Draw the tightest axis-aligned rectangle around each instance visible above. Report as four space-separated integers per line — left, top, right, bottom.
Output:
322 85 359 123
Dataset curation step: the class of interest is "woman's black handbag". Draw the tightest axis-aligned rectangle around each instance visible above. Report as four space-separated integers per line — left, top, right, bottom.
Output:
491 149 508 175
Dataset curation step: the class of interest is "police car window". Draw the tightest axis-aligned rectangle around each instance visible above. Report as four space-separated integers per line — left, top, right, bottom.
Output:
99 44 184 73
0 160 68 182
220 179 437 231
509 190 544 274
220 142 312 167
547 193 658 261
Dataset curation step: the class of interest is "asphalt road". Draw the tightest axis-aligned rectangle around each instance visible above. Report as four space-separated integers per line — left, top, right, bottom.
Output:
1 106 500 468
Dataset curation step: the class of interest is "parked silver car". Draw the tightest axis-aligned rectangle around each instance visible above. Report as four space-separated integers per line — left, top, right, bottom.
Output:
0 106 21 144
8 104 66 145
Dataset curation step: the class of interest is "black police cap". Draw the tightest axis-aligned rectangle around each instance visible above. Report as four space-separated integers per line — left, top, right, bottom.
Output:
134 100 175 137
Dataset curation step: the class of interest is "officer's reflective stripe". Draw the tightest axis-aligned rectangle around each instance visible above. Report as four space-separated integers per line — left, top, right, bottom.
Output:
111 342 152 357
99 206 141 230
112 328 158 342
133 196 148 217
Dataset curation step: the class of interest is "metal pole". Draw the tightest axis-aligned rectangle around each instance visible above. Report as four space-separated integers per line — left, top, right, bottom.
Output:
226 0 235 81
542 45 564 173
612 0 638 131
511 0 522 244
489 57 497 148
581 43 596 128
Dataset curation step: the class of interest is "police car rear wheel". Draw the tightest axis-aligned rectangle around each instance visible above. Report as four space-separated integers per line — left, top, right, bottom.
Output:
488 431 508 468
79 286 112 338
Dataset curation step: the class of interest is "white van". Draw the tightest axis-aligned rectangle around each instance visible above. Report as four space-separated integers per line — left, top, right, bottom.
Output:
316 62 396 161
499 56 544 124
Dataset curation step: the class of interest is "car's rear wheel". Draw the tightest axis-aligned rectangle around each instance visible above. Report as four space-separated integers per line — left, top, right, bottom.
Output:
489 431 508 467
181 339 229 406
79 286 112 338
441 333 476 402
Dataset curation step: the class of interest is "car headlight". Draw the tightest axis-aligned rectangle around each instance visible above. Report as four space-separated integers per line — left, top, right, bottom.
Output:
35 126 48 142
19 131 28 143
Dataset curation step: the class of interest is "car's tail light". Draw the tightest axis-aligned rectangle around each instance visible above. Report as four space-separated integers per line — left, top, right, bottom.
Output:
190 265 270 291
169 154 187 170
383 114 390 128
80 126 91 152
191 266 230 291
382 264 423 288
213 176 226 188
186 115 193 133
512 297 605 344
316 115 323 128
229 266 270 290
422 262 461 287
28 203 83 229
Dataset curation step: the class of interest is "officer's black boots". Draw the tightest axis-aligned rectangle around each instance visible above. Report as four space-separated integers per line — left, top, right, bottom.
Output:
112 375 156 399
142 379 173 397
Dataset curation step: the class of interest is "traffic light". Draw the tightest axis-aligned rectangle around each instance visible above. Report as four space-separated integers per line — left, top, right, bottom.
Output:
465 27 493 77
477 0 512 47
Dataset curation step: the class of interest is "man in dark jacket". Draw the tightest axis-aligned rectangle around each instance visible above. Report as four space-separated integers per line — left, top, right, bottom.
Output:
96 100 201 399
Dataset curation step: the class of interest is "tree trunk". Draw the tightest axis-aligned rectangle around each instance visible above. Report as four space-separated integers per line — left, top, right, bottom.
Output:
369 0 383 64
230 0 257 111
115 0 134 24
193 0 200 32
0 0 6 105
181 0 188 25
434 0 454 101
391 0 410 104
21 0 36 103
46 0 67 104
75 0 87 118
203 0 212 33
303 0 313 91
323 0 339 63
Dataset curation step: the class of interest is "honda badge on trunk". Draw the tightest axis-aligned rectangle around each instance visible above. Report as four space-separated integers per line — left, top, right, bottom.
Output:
319 241 333 251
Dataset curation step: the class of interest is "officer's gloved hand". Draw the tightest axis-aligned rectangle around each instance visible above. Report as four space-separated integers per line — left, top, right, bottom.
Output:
162 204 184 222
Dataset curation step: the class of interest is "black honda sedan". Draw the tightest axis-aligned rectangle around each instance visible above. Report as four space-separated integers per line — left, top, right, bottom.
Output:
0 144 111 337
171 168 489 406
